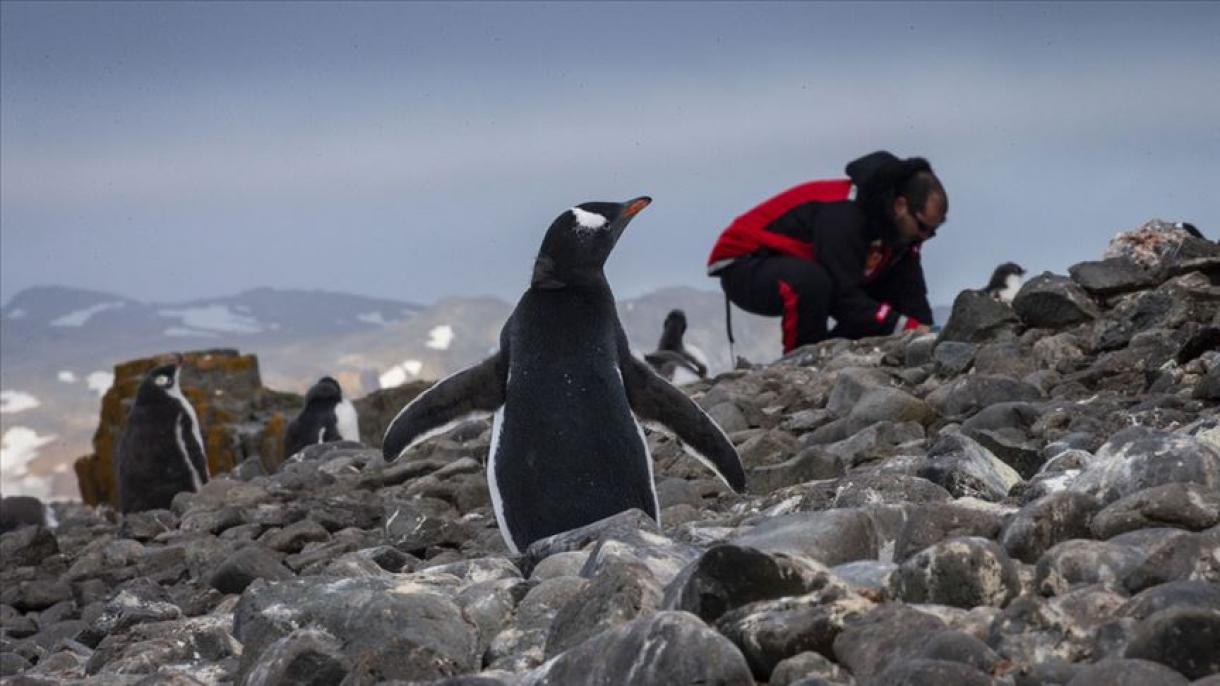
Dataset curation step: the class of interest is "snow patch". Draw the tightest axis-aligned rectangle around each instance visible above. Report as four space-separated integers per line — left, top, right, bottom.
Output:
158 305 264 334
426 325 455 350
379 359 425 389
50 301 126 327
1 427 57 499
379 367 408 390
356 311 389 326
0 390 40 414
86 371 115 397
57 371 77 384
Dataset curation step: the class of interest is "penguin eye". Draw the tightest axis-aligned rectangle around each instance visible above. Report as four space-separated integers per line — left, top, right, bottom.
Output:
155 375 171 387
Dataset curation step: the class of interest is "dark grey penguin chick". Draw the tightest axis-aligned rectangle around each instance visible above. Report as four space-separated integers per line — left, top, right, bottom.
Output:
984 262 1026 303
645 309 708 383
117 360 209 513
284 376 359 460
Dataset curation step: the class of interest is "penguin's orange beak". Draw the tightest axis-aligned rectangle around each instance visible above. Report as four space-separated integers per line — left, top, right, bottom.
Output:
623 197 651 219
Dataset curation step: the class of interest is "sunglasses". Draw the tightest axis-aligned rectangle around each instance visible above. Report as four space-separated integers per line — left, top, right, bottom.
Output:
912 212 940 239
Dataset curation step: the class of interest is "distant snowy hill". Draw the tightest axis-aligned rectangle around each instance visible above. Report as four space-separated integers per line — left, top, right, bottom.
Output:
1 284 949 500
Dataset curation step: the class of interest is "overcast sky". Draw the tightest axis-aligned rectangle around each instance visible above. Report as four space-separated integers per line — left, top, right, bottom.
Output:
2 1 1217 311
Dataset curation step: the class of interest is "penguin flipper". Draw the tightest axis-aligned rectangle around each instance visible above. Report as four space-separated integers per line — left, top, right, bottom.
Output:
620 355 746 493
382 354 507 462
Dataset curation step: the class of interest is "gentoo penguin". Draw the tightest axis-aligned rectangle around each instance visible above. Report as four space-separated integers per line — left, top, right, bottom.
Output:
0 495 49 532
284 376 360 459
644 309 708 384
382 197 746 553
985 262 1026 303
116 361 209 513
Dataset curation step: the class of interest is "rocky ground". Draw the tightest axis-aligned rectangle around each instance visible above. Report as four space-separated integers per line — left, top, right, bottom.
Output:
3 220 1220 685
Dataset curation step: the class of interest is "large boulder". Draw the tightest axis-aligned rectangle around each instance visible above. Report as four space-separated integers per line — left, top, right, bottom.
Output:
1012 272 1100 329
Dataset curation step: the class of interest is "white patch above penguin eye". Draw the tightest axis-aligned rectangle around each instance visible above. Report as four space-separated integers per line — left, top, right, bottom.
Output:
154 375 171 387
570 207 608 232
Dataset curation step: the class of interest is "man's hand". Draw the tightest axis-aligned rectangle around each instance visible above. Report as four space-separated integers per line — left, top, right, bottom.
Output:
912 324 931 334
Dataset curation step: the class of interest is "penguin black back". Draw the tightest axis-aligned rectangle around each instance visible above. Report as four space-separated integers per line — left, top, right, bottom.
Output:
117 362 209 513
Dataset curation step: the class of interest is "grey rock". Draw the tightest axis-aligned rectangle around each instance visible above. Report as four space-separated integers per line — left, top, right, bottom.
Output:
968 427 1044 479
707 401 750 434
916 629 1001 673
544 562 662 658
1124 606 1220 680
934 341 976 377
749 448 844 494
1069 257 1158 296
0 651 32 676
799 473 950 513
893 536 1020 608
1013 272 1099 329
0 526 58 569
233 576 477 683
810 388 936 444
383 500 469 554
520 509 659 577
455 578 526 662
832 604 947 680
1091 482 1220 539
521 611 752 686
769 651 852 686
975 340 1039 378
1120 526 1220 593
916 433 1023 502
831 560 898 597
486 576 588 671
1119 580 1220 621
937 289 1021 345
207 545 294 594
1035 539 1146 595
821 421 925 468
663 544 838 623
7 579 73 613
1069 427 1220 504
926 375 1043 419
716 585 874 680
528 551 588 580
893 502 1004 562
866 658 993 686
1001 492 1103 564
578 529 699 587
826 368 892 417
987 587 1128 669
731 509 878 566
1064 658 1189 685
243 627 350 686
92 589 182 635
906 334 939 367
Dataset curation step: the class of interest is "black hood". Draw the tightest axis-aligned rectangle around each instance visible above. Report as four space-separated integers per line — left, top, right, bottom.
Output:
845 151 932 243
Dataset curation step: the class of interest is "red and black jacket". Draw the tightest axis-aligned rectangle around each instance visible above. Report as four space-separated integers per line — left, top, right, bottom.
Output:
707 173 933 337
